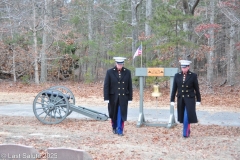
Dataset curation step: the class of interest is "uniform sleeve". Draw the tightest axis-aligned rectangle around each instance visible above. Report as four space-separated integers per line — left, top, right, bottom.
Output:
193 74 201 102
128 71 133 101
170 74 177 102
103 70 110 100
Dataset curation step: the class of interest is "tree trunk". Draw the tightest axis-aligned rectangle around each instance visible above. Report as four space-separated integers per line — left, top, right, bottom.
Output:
207 0 215 88
32 0 39 84
227 24 235 85
5 2 16 82
87 0 94 81
182 0 200 59
12 49 17 82
40 0 49 83
145 0 152 66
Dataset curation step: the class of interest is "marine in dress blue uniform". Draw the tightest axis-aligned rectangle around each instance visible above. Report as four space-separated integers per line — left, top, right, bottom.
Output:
170 60 201 138
103 57 133 136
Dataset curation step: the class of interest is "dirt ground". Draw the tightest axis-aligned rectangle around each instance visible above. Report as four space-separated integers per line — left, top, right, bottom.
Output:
0 81 240 159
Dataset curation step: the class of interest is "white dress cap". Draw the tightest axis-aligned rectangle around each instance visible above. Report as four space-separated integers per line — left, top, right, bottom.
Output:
113 57 126 63
179 60 192 68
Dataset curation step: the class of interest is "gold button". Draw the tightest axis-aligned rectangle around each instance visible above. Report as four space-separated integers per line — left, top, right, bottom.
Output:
122 88 124 89
182 90 184 92
123 94 125 95
118 94 120 95
182 95 184 97
118 82 120 84
187 95 189 97
186 85 188 87
182 85 184 87
118 88 120 89
122 82 124 83
186 90 188 92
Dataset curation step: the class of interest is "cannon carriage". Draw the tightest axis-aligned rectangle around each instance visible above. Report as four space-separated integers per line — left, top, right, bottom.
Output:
33 86 108 124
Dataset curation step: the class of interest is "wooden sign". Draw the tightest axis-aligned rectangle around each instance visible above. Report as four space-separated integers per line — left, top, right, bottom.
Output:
147 68 164 76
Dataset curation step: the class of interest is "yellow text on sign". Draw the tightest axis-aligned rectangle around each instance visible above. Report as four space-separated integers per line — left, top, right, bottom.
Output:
147 68 164 76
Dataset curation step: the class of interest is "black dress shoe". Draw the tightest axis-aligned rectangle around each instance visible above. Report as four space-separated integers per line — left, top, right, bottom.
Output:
183 130 191 138
112 129 117 134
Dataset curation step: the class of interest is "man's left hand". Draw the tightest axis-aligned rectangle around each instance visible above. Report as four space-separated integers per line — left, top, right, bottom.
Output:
196 102 201 105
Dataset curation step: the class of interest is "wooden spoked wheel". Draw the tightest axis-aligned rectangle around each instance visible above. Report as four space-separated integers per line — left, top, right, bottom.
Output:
33 89 70 124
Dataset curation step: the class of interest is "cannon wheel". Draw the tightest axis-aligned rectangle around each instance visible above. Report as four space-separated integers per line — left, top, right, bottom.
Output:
33 89 70 124
49 86 75 116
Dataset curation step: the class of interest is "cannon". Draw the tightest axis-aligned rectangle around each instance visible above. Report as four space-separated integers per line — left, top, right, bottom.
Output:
33 86 108 124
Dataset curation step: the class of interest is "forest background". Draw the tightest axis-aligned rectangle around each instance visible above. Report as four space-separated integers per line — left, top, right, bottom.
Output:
0 0 239 94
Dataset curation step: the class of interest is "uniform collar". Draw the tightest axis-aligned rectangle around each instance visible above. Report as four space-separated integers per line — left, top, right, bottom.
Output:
179 70 191 74
113 66 126 71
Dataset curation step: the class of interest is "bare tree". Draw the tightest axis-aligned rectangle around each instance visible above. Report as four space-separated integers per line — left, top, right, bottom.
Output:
182 0 200 58
31 0 40 84
227 24 236 85
145 0 152 65
5 2 17 82
218 0 239 85
206 0 215 88
40 0 49 83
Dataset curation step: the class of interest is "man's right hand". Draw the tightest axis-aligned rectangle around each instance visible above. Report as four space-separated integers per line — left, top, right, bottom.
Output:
104 100 109 103
170 102 175 106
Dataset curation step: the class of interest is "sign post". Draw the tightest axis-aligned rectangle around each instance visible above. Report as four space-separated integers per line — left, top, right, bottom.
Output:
135 68 178 128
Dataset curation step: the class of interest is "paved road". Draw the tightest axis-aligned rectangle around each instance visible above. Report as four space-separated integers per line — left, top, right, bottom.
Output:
0 104 240 127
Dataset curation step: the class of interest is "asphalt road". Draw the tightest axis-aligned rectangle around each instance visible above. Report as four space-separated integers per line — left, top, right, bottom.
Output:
0 103 240 127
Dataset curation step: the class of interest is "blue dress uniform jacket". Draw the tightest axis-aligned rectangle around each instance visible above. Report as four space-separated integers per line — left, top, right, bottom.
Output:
104 66 133 121
170 71 201 123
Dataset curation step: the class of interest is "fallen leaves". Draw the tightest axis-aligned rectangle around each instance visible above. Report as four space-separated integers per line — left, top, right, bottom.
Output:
0 81 240 159
0 116 239 159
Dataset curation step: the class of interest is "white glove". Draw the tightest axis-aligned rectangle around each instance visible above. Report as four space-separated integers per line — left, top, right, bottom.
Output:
104 100 109 103
196 102 201 105
128 101 132 103
170 102 175 106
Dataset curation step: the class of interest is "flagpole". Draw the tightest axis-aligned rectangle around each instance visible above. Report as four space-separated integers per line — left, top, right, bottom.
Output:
141 42 142 67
